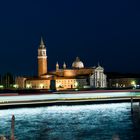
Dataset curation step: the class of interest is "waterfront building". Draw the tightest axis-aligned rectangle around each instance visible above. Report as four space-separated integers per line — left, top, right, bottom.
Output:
107 73 140 88
16 38 107 90
109 78 140 88
15 76 27 89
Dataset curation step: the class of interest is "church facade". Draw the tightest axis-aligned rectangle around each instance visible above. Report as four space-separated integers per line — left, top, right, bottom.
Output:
16 38 107 90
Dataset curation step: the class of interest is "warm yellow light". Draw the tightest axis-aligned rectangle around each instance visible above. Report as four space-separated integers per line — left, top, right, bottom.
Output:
39 84 44 89
75 82 78 87
56 83 63 88
26 84 31 88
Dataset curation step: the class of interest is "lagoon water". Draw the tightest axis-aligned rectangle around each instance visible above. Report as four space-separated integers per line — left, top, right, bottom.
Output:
0 103 140 140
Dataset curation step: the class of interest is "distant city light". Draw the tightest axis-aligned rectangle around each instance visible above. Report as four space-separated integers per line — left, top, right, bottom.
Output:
0 85 4 89
131 81 136 88
131 81 136 86
13 84 18 88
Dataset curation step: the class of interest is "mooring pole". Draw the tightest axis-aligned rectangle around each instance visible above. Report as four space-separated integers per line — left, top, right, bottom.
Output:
11 115 15 140
131 97 133 113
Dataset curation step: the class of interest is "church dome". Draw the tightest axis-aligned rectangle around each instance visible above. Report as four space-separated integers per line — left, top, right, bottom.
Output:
72 57 84 69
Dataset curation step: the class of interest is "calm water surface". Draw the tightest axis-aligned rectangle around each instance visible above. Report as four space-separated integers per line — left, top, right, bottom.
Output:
0 103 140 140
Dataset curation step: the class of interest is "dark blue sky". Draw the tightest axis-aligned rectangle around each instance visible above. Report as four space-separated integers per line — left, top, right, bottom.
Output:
0 0 140 75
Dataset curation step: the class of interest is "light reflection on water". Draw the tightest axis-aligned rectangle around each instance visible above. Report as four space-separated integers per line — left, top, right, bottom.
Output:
0 103 140 140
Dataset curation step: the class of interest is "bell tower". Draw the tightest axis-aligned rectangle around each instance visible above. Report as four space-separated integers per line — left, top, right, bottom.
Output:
38 37 47 77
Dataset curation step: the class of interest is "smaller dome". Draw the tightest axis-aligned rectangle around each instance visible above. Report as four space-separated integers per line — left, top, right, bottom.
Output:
72 57 84 69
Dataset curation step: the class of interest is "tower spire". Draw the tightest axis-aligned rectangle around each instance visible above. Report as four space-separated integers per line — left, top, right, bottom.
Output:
40 37 44 45
39 37 45 48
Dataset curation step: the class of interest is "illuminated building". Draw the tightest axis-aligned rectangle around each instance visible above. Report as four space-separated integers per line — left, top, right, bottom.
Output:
15 77 26 89
16 38 107 90
90 64 107 88
108 73 140 88
109 78 140 88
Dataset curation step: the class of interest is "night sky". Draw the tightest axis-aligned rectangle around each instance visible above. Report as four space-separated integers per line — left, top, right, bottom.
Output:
0 0 140 76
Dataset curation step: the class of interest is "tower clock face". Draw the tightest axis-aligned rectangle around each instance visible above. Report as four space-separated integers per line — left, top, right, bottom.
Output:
42 51 46 55
38 51 46 56
38 49 46 56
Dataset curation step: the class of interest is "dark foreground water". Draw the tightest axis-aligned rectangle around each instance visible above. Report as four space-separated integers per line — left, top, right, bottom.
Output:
0 103 140 140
